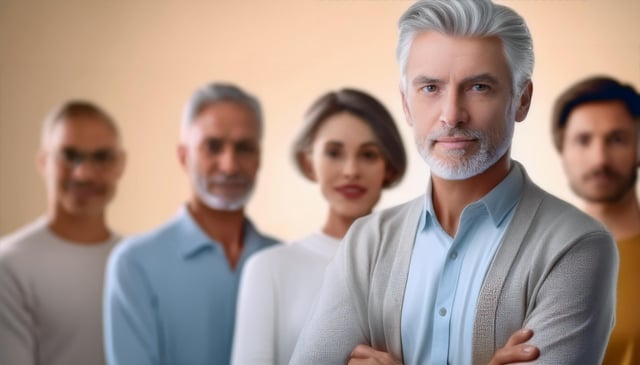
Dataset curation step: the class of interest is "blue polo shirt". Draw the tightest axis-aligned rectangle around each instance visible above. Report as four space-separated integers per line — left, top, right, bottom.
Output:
401 163 523 364
104 206 279 365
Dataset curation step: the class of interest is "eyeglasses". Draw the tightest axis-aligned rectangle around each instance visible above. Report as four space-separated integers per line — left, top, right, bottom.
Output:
55 147 120 170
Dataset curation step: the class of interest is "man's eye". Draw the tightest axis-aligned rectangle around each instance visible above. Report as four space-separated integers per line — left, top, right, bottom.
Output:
608 134 628 145
236 143 257 154
576 135 590 146
205 140 223 154
421 85 438 93
92 150 116 164
61 148 83 164
472 84 490 92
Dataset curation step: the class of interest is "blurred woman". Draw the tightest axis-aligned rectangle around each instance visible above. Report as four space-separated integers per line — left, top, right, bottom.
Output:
231 88 407 365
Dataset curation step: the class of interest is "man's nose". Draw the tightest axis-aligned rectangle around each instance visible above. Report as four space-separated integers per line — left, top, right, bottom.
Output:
588 139 609 166
70 159 100 180
440 89 469 128
218 147 239 174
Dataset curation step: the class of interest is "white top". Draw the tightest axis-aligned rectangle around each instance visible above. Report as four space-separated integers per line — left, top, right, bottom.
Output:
0 218 120 365
231 231 340 365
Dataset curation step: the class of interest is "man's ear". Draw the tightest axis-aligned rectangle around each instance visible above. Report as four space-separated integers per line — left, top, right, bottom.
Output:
177 144 188 172
515 81 533 123
36 149 48 177
400 84 413 127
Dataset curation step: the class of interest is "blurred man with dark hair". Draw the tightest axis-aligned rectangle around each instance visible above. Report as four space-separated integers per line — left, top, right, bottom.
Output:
552 75 640 365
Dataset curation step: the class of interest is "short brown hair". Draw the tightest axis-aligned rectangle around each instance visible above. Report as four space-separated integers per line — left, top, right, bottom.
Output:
292 88 407 188
551 76 640 151
41 100 119 146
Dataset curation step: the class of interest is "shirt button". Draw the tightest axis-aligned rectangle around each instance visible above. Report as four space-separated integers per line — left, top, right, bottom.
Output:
439 307 447 316
449 251 458 260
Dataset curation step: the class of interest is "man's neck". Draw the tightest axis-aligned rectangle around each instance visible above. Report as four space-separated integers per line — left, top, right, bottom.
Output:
47 207 111 244
582 189 640 241
187 198 246 269
431 154 511 237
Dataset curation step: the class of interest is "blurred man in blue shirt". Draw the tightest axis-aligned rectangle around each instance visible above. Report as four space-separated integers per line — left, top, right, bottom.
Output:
104 82 279 365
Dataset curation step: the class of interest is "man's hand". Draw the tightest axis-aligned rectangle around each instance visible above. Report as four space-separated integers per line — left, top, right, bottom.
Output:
347 328 539 365
488 329 540 365
348 344 403 365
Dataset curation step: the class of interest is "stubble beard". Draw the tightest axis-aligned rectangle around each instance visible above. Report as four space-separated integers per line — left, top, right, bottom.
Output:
415 120 514 181
571 166 638 204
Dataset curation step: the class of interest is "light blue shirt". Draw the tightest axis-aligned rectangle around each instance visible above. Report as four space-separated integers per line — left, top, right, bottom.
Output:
103 206 279 365
401 164 523 365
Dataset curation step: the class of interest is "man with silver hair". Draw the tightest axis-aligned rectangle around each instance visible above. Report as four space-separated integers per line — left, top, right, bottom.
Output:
290 1 617 364
103 82 279 365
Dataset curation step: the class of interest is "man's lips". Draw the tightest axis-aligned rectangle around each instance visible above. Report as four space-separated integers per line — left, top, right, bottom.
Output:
334 184 367 199
434 137 477 149
67 185 104 199
583 171 618 184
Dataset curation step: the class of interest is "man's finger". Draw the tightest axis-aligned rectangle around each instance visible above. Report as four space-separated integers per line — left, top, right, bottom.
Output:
350 344 378 359
505 328 534 347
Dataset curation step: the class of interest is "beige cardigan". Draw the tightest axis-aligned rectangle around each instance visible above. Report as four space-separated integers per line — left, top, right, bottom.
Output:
290 163 618 365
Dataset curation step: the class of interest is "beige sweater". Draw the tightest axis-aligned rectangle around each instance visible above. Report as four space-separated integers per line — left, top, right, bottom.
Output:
0 218 119 365
290 163 618 365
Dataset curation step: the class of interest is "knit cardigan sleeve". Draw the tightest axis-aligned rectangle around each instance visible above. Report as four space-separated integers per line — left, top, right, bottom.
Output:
473 177 618 365
289 197 423 365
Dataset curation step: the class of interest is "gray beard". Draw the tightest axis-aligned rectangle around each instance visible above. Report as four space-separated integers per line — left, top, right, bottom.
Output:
415 123 514 181
194 174 253 212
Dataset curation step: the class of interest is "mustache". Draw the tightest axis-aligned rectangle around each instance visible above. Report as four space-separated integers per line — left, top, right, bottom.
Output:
206 174 250 185
583 166 621 180
428 126 483 140
63 180 105 191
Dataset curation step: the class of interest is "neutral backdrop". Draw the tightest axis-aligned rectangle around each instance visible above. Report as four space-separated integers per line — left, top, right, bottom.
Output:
1 0 639 241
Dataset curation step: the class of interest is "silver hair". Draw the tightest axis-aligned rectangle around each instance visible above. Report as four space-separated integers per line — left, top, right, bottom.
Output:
181 82 263 138
397 0 534 97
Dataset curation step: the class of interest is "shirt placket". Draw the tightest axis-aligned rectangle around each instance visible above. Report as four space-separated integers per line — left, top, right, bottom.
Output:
430 210 476 364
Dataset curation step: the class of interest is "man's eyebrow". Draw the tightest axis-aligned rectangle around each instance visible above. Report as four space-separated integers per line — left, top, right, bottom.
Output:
607 129 632 136
410 74 501 88
462 73 501 85
61 146 118 152
411 76 440 87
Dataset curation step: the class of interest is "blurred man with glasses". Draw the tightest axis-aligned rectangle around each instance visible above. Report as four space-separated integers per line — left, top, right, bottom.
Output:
0 100 126 365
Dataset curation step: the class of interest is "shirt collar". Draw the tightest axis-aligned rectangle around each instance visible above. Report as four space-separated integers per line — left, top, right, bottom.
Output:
175 205 260 259
422 161 524 229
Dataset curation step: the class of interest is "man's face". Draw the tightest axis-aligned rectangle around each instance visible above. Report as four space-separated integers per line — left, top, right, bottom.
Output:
561 100 638 203
401 32 531 180
179 101 261 211
40 116 125 217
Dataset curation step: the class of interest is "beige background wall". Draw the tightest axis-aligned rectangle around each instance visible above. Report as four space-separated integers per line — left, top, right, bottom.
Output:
1 0 639 241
